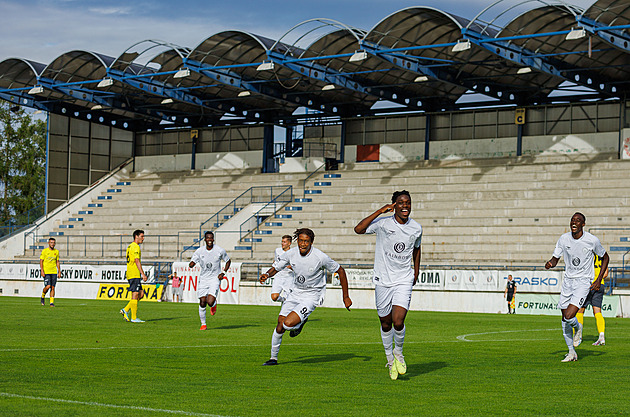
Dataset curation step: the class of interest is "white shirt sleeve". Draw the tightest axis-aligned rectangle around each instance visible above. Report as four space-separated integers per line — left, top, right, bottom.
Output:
272 252 290 271
221 247 230 262
191 251 200 265
414 227 423 248
552 236 564 259
322 253 340 274
593 236 606 257
365 217 383 235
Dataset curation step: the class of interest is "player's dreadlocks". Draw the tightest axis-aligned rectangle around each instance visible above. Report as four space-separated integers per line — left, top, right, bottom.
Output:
294 228 315 243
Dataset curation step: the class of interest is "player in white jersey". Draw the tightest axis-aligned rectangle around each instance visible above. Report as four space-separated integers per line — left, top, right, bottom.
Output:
545 212 608 362
259 228 352 365
269 235 295 303
189 231 231 330
354 190 422 380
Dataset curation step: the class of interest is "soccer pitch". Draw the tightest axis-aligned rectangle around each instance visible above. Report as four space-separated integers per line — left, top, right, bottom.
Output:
1 298 628 416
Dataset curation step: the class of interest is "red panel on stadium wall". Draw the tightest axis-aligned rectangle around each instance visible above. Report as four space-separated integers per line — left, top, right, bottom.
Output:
356 144 380 162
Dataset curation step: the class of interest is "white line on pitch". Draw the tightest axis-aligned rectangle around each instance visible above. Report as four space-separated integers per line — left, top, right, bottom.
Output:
456 328 557 342
0 392 231 417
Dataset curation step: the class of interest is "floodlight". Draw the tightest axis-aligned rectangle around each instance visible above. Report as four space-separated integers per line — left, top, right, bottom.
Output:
452 40 471 52
414 76 429 82
238 91 251 97
256 61 275 71
28 85 44 95
322 84 336 91
566 28 586 41
349 50 368 62
517 67 532 74
91 105 104 110
174 68 191 78
97 78 114 88
161 98 174 104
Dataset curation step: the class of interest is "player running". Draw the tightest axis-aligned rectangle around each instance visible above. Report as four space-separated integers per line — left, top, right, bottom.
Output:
545 212 609 362
40 237 61 307
259 228 352 365
269 235 295 303
354 190 423 380
576 254 608 346
189 231 231 330
120 230 148 323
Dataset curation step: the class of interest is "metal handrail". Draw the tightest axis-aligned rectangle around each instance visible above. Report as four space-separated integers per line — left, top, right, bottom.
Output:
238 186 293 240
302 163 326 197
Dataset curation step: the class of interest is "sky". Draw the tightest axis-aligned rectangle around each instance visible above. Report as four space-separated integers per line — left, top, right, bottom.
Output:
0 0 596 65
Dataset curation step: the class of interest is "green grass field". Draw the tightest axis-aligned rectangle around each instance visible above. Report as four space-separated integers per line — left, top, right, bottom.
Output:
1 297 628 416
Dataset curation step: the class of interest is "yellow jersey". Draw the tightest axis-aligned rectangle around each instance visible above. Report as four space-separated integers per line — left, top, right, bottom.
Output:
126 242 141 279
40 248 59 274
593 254 605 284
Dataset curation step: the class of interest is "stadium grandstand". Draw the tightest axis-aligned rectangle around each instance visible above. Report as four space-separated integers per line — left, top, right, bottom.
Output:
1 0 630 310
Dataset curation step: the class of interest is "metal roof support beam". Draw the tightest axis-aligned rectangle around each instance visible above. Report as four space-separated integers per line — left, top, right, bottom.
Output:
462 28 618 96
361 41 524 104
0 91 51 112
576 17 630 53
267 51 419 109
107 69 237 121
184 58 335 115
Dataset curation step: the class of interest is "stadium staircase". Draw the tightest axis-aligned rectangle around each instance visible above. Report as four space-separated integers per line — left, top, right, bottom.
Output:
13 156 630 277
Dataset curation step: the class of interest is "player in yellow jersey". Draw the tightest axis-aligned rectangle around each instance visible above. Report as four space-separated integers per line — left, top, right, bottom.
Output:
120 230 148 323
576 254 608 346
40 237 61 307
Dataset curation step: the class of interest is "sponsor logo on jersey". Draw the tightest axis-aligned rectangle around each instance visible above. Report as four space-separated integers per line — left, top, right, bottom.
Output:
572 258 581 266
394 242 406 253
296 275 306 284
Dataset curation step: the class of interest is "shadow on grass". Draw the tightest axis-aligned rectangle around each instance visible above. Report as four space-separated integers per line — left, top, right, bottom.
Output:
550 349 606 360
398 361 448 380
144 317 187 322
285 353 372 365
213 324 262 330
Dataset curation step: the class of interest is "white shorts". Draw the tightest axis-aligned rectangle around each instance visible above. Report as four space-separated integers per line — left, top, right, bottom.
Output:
271 273 294 295
557 277 590 310
197 278 220 299
375 283 413 317
172 286 183 296
279 291 320 323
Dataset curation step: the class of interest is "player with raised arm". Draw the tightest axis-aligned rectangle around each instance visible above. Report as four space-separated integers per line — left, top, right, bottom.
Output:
545 213 609 362
40 237 61 307
270 235 295 303
576 254 608 346
189 231 231 330
354 190 422 380
259 228 352 365
120 230 148 323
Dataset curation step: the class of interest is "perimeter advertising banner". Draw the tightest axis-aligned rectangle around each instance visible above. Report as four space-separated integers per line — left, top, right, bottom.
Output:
0 264 28 279
513 293 620 317
500 270 563 293
444 270 499 291
96 283 164 302
25 264 155 282
171 261 241 304
332 269 445 290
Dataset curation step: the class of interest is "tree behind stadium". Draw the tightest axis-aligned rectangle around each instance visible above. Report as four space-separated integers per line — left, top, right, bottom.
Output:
0 101 46 227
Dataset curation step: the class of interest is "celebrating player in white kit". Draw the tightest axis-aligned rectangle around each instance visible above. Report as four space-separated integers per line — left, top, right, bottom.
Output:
259 228 352 365
270 235 295 303
545 212 609 362
189 231 231 330
354 190 422 380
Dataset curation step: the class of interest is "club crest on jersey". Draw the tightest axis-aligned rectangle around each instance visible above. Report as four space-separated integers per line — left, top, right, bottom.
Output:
394 242 406 253
572 258 581 266
296 275 306 284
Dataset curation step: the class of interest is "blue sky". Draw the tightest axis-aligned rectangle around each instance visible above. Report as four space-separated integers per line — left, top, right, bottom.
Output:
0 0 595 65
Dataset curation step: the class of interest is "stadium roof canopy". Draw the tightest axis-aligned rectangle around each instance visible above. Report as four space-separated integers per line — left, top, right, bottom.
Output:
0 0 628 131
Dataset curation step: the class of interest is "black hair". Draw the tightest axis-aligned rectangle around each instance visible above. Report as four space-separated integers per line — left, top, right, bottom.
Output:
133 229 144 238
48 237 56 241
391 190 411 204
573 212 586 222
294 228 315 243
204 231 214 237
282 235 292 241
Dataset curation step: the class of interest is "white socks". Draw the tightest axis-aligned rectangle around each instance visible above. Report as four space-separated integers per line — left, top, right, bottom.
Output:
199 306 206 325
393 326 406 355
562 317 578 351
381 328 394 363
271 330 284 360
